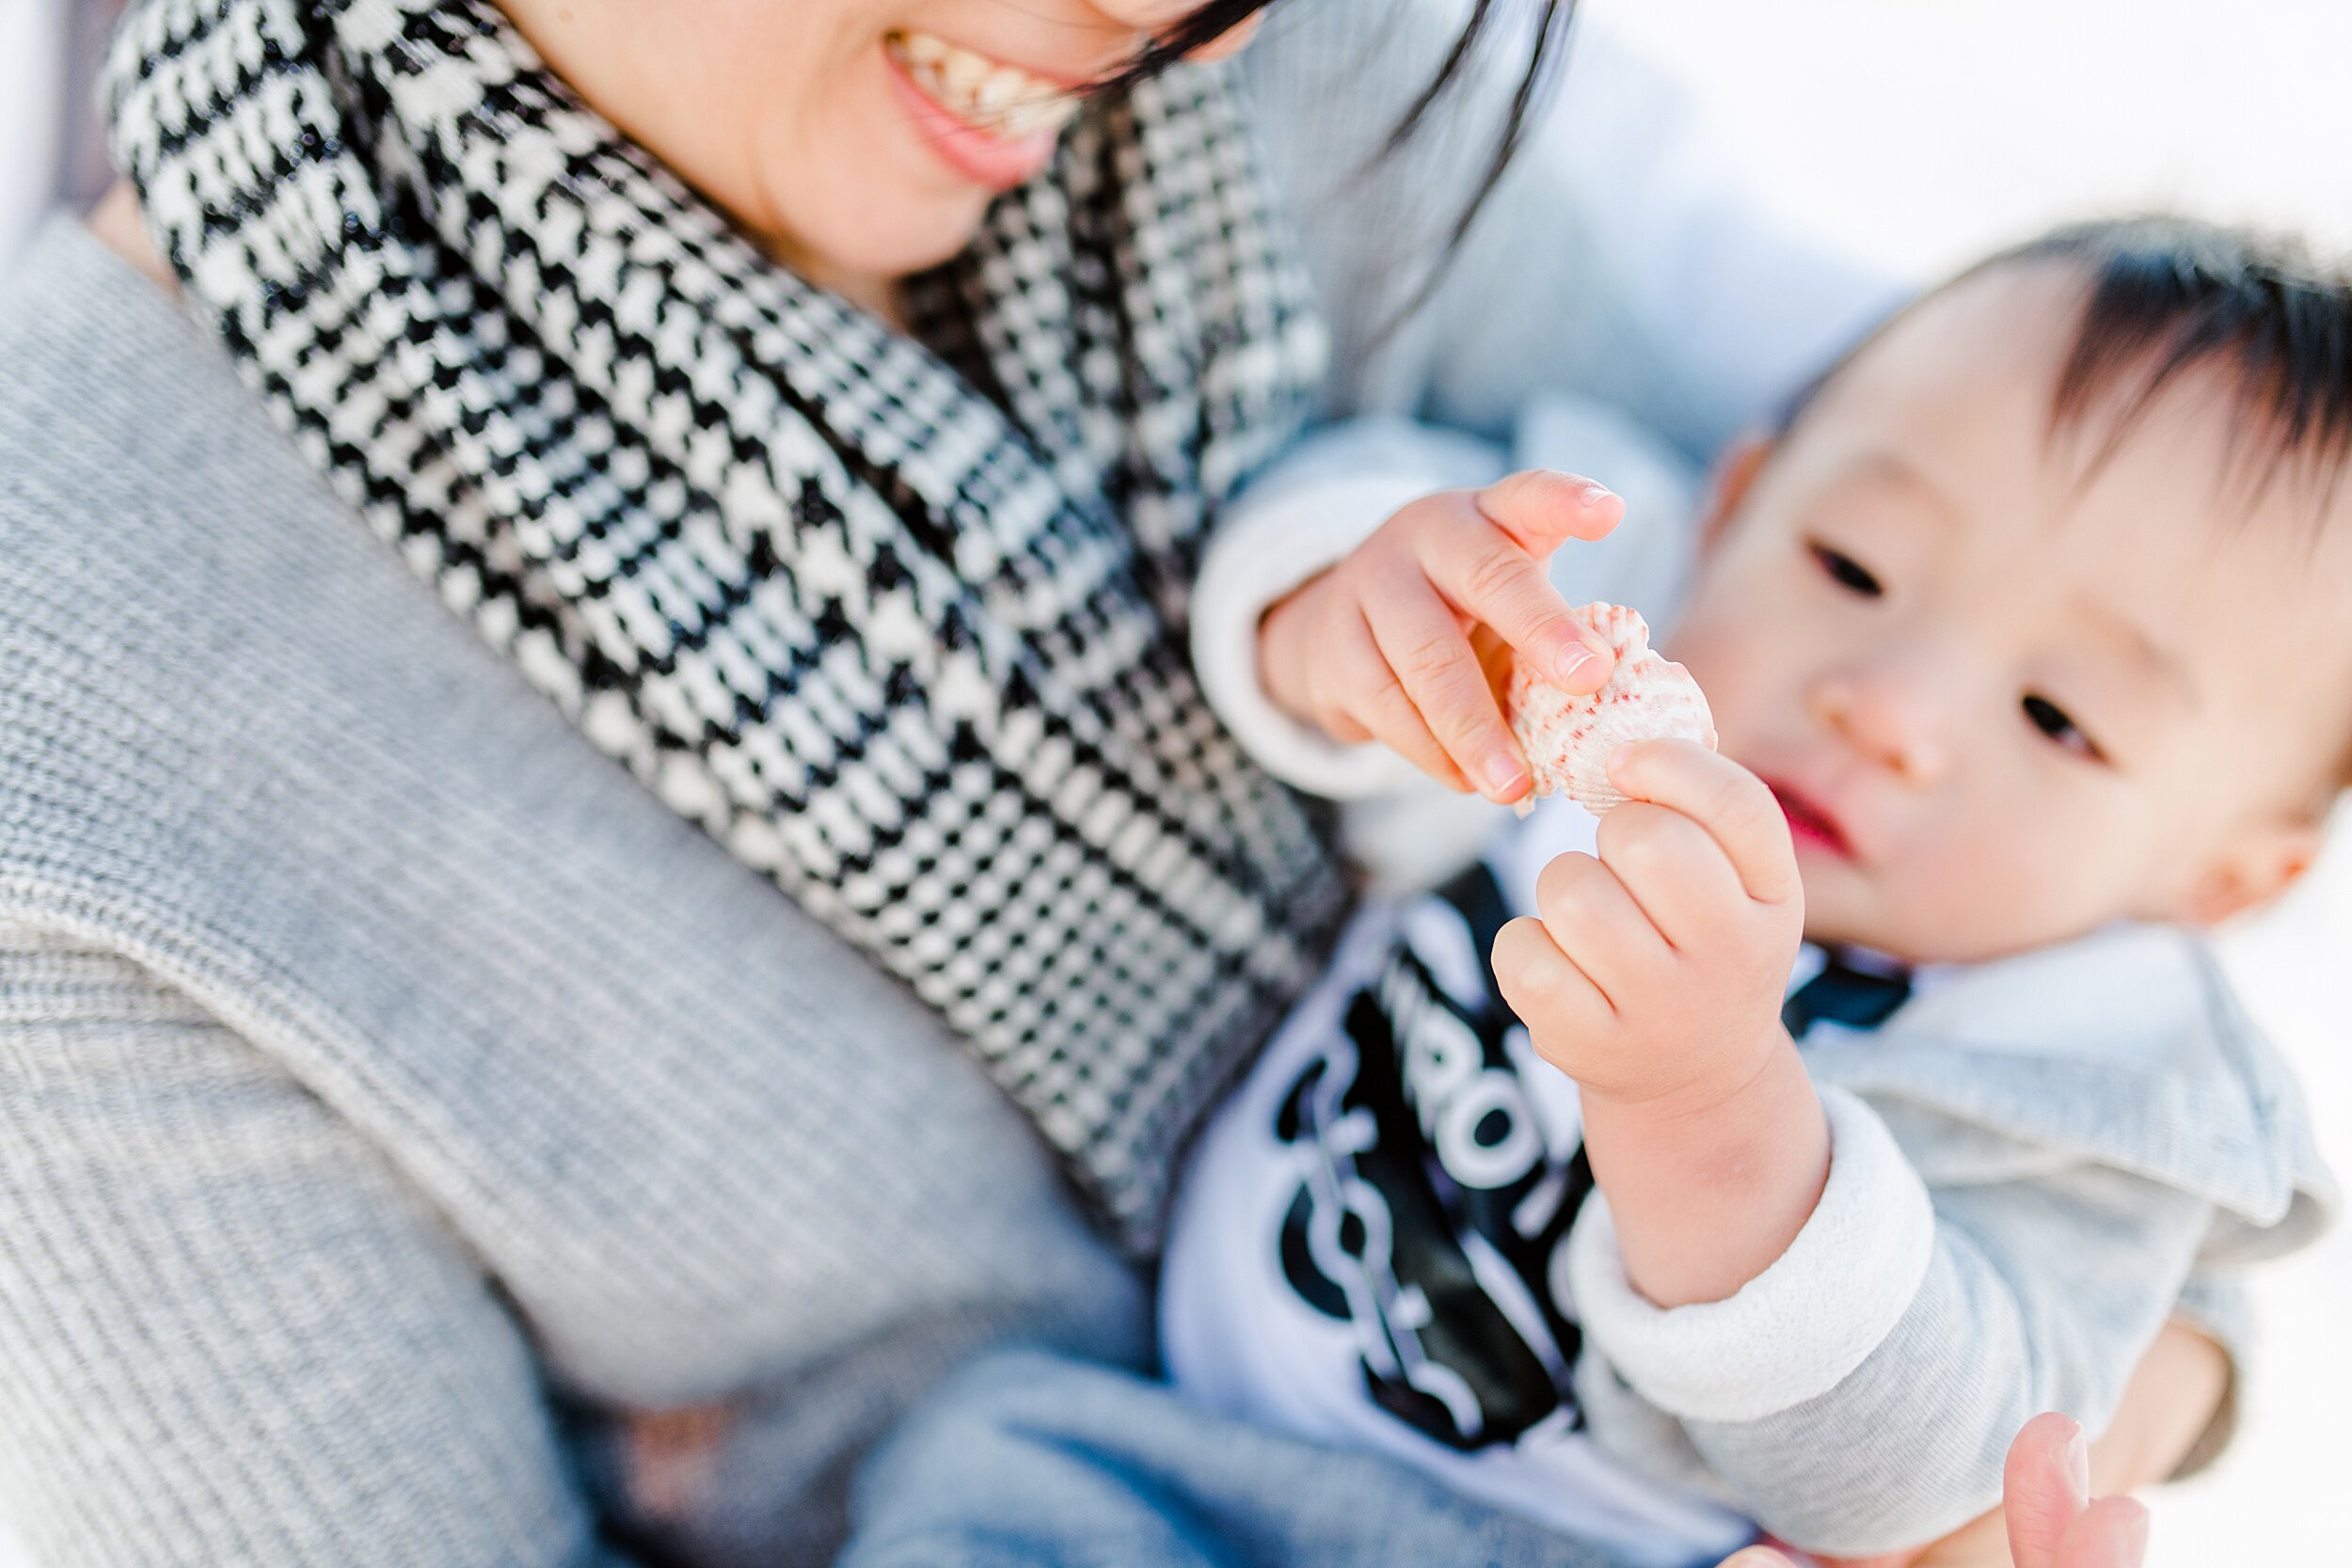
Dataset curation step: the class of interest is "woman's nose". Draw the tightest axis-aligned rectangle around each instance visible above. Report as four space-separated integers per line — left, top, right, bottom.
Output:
1811 667 1952 787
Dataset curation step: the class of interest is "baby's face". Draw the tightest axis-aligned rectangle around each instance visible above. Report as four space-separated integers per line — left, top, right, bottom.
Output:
1669 263 2352 963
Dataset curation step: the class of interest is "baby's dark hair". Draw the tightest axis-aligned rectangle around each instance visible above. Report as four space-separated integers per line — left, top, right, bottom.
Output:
1778 216 2352 519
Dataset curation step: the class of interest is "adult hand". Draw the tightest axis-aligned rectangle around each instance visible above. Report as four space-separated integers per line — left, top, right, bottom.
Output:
1256 470 1623 801
1721 1413 2151 1568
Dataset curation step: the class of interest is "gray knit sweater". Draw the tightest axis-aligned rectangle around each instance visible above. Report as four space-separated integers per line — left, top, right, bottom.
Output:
0 214 1165 1566
0 6 1914 1562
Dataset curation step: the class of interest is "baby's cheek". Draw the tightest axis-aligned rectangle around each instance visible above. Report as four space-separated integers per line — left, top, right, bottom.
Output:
1905 810 2132 959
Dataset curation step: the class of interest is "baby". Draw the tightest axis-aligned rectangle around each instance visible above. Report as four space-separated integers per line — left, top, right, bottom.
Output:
1154 217 2345 1563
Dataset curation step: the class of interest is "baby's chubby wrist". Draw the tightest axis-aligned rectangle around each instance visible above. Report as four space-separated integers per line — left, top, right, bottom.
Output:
1574 1014 1801 1128
1577 1025 1832 1308
1487 739 1823 1306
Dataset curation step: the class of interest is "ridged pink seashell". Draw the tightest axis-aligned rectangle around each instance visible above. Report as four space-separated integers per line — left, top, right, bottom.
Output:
1507 603 1717 816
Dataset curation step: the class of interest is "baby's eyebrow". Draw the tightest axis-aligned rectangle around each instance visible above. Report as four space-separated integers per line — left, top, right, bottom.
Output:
2070 594 2194 706
1849 451 1965 531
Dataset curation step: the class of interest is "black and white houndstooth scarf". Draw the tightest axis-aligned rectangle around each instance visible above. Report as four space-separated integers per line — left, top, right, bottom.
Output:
105 0 1351 1247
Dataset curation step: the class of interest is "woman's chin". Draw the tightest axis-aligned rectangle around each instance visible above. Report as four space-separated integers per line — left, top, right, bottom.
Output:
755 185 995 295
874 201 998 277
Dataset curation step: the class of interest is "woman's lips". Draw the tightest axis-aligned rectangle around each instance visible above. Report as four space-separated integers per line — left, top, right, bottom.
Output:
882 33 1077 193
1765 779 1853 860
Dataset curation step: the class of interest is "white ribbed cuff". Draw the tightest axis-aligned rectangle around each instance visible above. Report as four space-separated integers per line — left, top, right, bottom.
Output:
1565 1085 1936 1423
1189 471 1436 800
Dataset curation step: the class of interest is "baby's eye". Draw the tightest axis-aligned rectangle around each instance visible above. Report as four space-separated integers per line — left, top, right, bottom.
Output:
1808 542 1883 597
2022 693 2106 763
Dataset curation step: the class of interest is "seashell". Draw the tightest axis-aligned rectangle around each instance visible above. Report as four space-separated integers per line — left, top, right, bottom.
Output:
1507 602 1717 816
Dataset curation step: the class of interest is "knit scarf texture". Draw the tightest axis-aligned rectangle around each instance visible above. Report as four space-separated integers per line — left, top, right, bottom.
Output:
104 0 1352 1248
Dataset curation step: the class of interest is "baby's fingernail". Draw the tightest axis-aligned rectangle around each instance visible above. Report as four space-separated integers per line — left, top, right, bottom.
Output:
1553 639 1598 686
1484 752 1527 798
1578 479 1617 507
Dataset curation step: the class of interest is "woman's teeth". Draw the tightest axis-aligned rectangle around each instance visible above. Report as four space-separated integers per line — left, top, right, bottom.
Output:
887 30 1080 140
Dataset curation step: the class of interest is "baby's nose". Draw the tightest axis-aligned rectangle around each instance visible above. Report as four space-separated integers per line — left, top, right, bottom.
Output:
1814 669 1952 786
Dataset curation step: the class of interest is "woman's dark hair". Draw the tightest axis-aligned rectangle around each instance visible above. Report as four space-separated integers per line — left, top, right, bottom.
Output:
1130 1 1581 308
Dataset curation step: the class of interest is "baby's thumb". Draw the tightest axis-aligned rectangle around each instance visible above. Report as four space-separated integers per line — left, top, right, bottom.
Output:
1474 469 1623 556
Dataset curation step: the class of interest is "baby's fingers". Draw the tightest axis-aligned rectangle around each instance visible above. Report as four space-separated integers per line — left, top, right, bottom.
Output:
1493 914 1613 1037
1366 582 1529 801
1419 494 1613 694
1595 801 1752 952
1608 741 1799 907
1327 610 1471 791
1475 468 1626 553
1534 850 1661 1003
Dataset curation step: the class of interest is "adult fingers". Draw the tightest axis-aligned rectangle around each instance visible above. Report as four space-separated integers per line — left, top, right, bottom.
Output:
1608 740 1800 906
1533 851 1656 1005
1414 494 1613 695
1364 580 1529 800
1594 800 1752 952
1474 468 1626 554
2003 1414 2091 1568
2054 1497 2149 1568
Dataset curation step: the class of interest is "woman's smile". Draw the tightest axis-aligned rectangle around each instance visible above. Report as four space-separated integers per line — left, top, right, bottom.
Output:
485 0 1196 308
882 29 1085 191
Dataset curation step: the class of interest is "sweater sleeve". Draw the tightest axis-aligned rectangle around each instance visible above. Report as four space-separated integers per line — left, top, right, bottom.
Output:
1192 418 1508 799
1566 1089 2216 1557
0 923 639 1568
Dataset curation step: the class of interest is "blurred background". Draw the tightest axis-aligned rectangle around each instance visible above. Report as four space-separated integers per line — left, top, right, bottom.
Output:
2 1 2345 1563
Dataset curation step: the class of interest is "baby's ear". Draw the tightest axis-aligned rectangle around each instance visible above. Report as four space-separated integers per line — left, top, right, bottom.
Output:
2166 813 2327 927
1697 435 1774 555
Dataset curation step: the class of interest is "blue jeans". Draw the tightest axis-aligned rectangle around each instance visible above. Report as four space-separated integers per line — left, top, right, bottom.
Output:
840 1350 1638 1568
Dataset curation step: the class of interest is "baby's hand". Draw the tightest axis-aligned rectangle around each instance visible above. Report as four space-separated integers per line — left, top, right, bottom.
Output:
1256 471 1624 801
1493 739 1804 1107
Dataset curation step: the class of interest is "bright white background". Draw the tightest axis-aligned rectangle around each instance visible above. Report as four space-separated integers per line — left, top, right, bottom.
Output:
1 1 2345 1563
